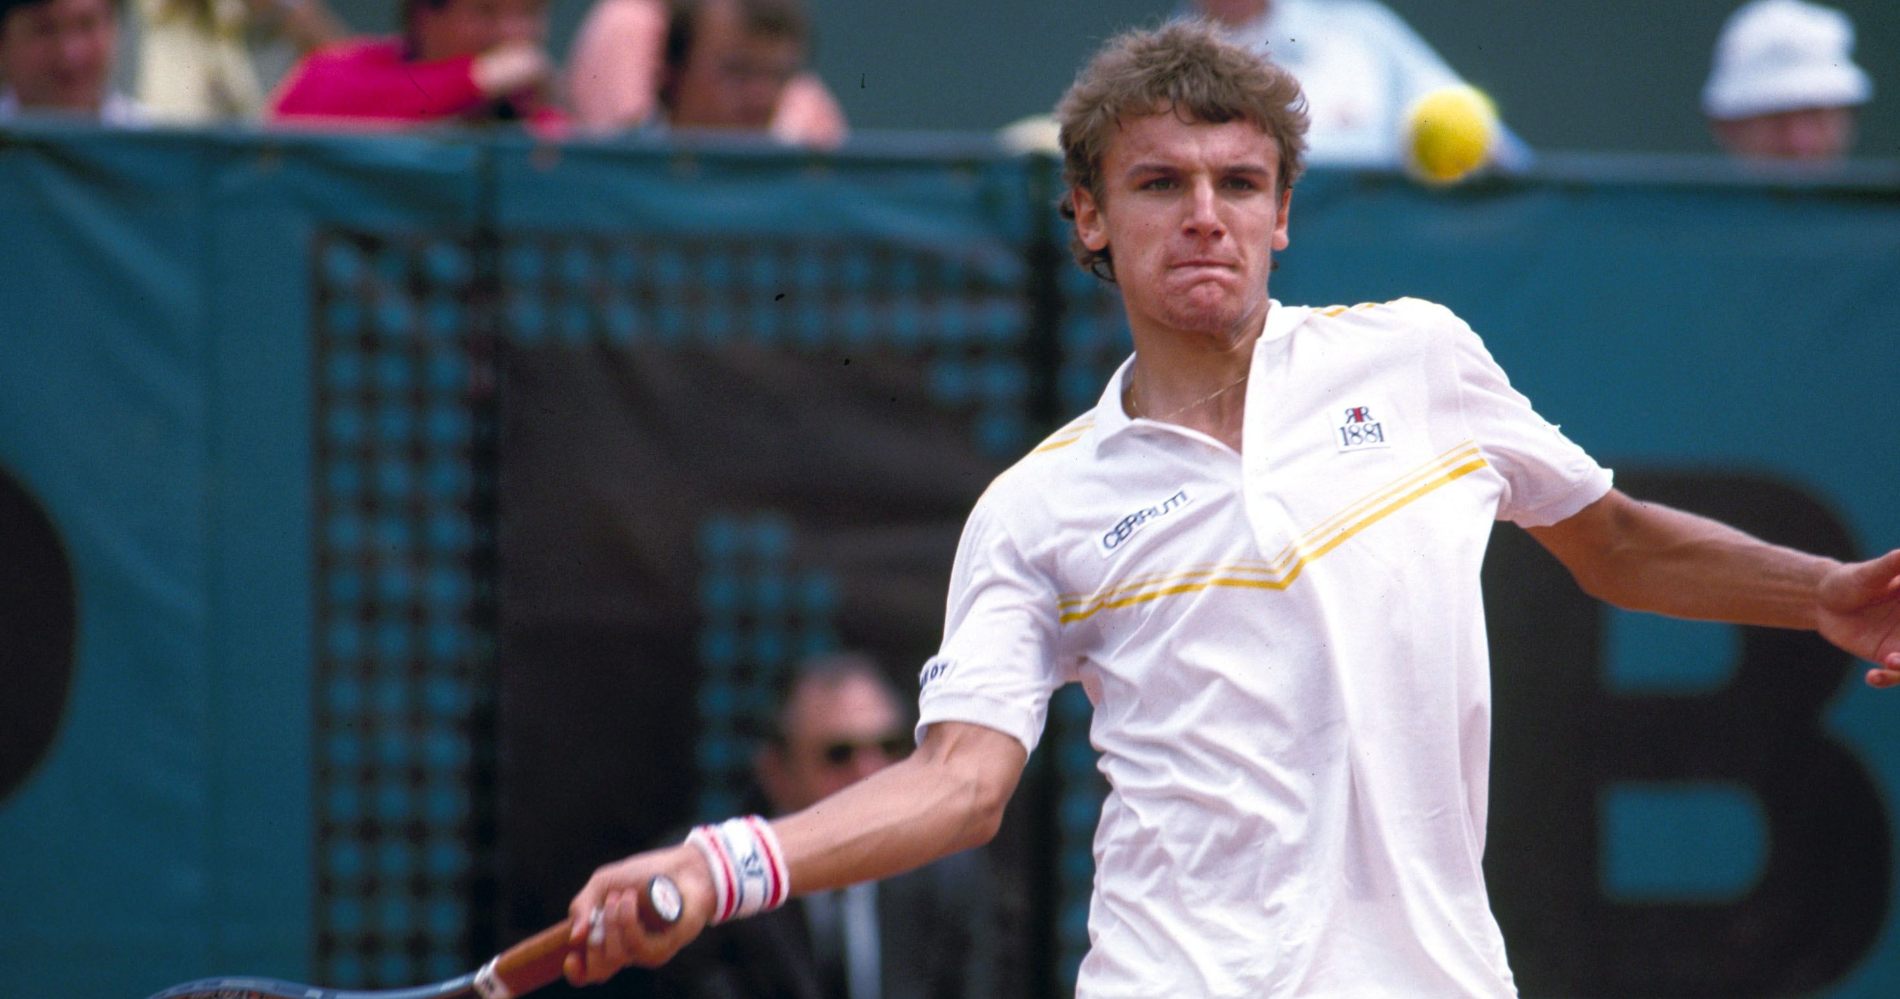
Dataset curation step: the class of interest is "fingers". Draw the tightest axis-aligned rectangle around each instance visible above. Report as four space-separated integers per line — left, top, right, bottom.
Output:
1855 549 1900 597
562 863 696 985
1862 644 1900 690
567 881 603 944
563 868 630 985
564 899 616 985
566 888 630 984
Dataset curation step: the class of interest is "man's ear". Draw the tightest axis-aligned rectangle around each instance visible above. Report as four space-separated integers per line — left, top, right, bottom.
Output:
1072 186 1110 252
1272 184 1291 251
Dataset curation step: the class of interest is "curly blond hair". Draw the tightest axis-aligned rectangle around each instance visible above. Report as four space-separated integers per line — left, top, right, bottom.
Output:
1056 21 1309 282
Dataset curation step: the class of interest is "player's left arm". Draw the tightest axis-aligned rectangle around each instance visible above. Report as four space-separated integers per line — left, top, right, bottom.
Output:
1527 487 1900 685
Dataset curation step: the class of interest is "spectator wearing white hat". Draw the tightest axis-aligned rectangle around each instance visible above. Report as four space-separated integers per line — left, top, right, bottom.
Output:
1702 0 1873 162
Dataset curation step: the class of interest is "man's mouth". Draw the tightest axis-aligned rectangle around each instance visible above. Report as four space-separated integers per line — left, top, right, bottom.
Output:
1169 260 1240 281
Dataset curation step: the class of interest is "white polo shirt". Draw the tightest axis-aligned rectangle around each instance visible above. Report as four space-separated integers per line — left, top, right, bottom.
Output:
916 298 1611 998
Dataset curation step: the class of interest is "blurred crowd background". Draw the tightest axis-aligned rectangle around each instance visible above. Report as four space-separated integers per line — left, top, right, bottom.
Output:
3 0 1892 157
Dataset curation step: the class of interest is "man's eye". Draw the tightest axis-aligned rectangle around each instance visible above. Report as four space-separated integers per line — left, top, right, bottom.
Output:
1140 177 1176 191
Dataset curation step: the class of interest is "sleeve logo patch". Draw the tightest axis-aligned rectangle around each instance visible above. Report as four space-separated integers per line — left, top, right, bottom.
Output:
919 657 955 689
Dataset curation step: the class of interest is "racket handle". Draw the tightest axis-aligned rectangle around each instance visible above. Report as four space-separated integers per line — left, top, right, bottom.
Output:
484 876 686 996
483 921 573 996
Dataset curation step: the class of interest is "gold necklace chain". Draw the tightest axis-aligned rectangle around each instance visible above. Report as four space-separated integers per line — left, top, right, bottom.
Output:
1131 370 1251 423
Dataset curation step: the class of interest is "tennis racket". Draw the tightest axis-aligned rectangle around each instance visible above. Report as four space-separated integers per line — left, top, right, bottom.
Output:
145 875 684 999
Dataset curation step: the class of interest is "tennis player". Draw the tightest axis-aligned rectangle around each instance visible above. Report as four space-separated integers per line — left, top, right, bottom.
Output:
566 22 1900 996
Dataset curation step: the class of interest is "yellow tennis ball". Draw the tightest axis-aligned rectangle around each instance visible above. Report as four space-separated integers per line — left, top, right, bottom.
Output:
1403 84 1499 185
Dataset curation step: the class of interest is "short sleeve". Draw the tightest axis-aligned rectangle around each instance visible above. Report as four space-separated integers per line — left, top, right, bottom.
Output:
1434 306 1612 527
915 487 1066 755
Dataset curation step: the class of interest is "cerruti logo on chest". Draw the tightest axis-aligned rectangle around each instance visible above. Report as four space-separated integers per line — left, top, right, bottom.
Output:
1099 489 1193 554
1055 441 1487 623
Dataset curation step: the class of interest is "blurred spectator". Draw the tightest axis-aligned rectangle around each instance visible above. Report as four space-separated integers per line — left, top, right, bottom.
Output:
266 0 563 130
566 0 844 147
1702 0 1871 162
133 0 345 123
1000 0 1526 170
656 651 1014 999
0 0 143 122
1190 0 1528 168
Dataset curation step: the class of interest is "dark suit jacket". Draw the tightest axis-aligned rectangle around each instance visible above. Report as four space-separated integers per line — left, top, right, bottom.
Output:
652 848 1010 999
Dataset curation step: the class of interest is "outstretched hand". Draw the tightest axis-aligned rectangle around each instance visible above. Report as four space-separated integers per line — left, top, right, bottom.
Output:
563 845 711 986
1817 549 1900 687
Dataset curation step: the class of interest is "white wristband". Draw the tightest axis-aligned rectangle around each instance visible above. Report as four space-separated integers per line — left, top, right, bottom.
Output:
688 815 790 924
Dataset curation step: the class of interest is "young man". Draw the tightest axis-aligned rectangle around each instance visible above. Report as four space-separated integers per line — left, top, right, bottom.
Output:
266 0 561 129
0 0 142 122
562 23 1900 997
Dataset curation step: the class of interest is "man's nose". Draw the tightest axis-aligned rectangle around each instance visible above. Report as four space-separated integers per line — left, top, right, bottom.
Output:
1182 179 1225 236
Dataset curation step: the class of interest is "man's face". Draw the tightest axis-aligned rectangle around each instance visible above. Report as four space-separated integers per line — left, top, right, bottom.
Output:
413 0 546 61
0 0 116 113
1712 106 1857 162
757 673 908 815
671 0 803 130
1071 112 1291 345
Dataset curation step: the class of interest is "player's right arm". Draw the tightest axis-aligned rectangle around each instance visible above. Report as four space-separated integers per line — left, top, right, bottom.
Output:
562 719 1028 985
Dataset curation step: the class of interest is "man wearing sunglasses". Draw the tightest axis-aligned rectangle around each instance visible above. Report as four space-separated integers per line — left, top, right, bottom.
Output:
755 653 915 815
653 651 1015 999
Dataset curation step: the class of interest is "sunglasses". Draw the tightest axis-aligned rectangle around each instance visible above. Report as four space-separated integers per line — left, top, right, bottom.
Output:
818 735 913 767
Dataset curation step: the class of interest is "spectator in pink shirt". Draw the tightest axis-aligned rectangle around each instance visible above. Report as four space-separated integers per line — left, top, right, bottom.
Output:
267 0 563 130
567 0 844 147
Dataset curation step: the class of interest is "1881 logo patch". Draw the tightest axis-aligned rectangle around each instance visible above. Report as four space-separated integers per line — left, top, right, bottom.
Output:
1335 405 1390 452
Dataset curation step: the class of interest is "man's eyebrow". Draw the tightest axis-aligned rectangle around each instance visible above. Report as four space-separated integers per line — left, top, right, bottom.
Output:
1121 161 1179 176
1120 161 1276 177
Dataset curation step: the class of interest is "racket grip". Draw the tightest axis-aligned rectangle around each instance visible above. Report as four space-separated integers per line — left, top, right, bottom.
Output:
485 877 685 996
484 921 573 996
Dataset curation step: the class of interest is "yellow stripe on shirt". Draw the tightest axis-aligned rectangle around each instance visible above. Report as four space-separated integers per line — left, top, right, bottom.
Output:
1059 441 1481 610
1057 442 1489 623
1032 418 1095 454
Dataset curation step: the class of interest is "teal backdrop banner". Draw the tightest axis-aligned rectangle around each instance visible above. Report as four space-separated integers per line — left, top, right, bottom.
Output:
0 124 1896 998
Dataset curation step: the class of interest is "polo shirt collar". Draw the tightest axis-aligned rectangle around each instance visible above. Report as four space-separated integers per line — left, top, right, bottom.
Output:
1091 300 1310 446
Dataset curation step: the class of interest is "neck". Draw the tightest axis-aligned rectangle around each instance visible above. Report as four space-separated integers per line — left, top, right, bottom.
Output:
1120 297 1271 449
1123 339 1260 449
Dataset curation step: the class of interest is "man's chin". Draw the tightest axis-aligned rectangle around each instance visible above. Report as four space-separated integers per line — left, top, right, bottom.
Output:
1157 305 1258 341
1161 284 1254 321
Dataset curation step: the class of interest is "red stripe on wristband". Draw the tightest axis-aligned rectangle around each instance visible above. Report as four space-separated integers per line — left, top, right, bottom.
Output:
690 816 789 924
694 825 741 923
743 815 790 910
